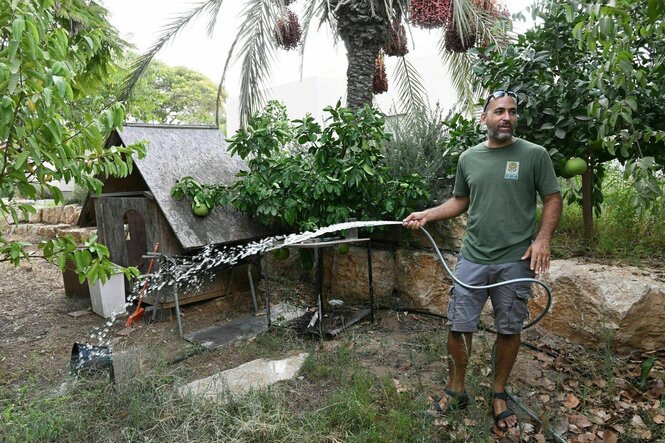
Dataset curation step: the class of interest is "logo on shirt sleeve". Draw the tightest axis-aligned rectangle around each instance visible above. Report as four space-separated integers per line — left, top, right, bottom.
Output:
505 161 519 180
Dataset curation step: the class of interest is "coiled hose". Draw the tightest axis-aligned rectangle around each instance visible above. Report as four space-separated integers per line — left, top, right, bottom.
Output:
416 225 552 331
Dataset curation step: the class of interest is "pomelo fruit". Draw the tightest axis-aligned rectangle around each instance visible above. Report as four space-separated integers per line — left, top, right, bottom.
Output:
192 202 210 217
562 157 587 178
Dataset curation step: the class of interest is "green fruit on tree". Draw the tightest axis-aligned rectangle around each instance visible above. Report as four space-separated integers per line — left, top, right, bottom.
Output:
337 244 350 255
272 248 290 260
561 157 588 178
192 202 210 217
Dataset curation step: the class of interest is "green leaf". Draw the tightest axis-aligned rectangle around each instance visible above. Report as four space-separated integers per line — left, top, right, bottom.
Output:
12 17 26 41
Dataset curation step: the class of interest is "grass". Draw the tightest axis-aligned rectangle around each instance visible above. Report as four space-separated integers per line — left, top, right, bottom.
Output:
2 318 664 442
550 167 665 263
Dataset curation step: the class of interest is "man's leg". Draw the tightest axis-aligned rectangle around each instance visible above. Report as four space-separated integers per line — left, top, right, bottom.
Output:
489 258 534 429
433 254 488 412
492 332 520 428
447 330 473 394
432 330 472 411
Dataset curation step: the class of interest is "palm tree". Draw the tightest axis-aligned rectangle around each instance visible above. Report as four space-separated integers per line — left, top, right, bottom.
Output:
122 0 510 127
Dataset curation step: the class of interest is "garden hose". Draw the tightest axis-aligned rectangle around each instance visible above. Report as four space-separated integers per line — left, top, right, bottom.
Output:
413 224 553 331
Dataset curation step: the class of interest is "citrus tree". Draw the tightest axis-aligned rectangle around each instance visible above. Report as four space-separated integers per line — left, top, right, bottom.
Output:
1 0 146 282
172 101 429 231
471 0 664 240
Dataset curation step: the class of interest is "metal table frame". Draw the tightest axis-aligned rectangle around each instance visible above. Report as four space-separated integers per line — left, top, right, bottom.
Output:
262 237 374 335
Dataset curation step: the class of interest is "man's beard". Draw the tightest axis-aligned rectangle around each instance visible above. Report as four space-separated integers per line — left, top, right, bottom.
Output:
488 124 514 141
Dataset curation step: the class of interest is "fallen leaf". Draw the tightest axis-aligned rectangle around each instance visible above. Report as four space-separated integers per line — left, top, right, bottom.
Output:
592 378 607 388
554 416 569 435
610 424 625 434
539 394 550 404
569 414 593 429
564 393 580 409
601 430 618 443
541 377 556 391
630 414 646 428
534 433 546 443
522 423 535 434
653 414 665 424
588 408 611 424
640 429 652 440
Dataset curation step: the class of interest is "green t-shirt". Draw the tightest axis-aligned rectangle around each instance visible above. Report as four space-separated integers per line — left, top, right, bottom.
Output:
453 138 560 264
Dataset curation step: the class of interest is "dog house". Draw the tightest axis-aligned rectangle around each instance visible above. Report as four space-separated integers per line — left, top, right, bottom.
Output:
77 123 270 307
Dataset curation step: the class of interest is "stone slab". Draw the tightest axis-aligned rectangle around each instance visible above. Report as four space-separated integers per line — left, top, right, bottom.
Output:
178 352 309 402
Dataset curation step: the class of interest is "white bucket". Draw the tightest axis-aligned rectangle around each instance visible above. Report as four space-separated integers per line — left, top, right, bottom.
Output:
88 271 126 318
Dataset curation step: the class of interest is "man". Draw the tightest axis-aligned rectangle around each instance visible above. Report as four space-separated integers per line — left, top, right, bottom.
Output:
403 90 562 431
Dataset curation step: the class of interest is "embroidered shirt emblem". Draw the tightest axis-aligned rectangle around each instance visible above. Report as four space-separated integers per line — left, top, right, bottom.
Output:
504 161 519 180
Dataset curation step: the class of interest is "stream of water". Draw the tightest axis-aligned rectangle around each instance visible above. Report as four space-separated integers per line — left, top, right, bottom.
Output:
87 220 405 350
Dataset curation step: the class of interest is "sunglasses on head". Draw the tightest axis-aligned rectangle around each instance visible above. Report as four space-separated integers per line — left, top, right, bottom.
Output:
483 90 519 112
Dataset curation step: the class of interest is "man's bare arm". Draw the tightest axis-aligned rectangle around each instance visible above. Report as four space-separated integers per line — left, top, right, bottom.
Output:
403 196 470 229
521 192 563 273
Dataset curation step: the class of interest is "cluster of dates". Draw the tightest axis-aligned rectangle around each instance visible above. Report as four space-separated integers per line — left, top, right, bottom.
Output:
372 53 388 94
274 9 302 50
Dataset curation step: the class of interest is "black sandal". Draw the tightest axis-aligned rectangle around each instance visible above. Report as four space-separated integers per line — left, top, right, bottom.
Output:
491 391 517 429
430 388 469 415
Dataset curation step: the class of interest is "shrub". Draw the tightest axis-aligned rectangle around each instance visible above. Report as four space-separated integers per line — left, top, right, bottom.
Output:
172 101 429 231
382 106 484 204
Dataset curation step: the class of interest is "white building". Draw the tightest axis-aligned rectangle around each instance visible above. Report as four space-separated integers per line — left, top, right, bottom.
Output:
225 52 460 135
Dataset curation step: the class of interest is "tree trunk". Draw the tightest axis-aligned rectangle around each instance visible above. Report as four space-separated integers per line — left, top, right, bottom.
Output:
582 156 594 243
333 0 391 112
344 38 382 112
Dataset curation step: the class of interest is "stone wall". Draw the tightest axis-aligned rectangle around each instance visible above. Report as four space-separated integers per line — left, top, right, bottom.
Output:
272 218 665 352
1 204 95 243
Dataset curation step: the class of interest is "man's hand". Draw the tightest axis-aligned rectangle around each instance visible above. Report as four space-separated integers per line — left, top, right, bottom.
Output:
402 197 469 230
521 238 551 274
403 211 428 229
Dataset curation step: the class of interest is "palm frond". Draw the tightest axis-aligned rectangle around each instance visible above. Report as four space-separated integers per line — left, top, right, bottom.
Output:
235 0 280 127
454 0 511 49
205 0 226 37
438 0 512 113
437 47 477 115
392 55 429 124
215 36 240 127
120 0 225 102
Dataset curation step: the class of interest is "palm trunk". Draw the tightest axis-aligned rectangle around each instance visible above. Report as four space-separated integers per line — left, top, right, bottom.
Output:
333 0 391 112
344 37 382 112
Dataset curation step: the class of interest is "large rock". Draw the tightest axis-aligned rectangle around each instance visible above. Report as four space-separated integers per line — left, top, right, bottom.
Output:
330 246 394 303
394 249 456 315
538 259 665 351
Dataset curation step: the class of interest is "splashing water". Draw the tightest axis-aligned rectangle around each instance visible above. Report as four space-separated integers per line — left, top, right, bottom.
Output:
87 220 405 348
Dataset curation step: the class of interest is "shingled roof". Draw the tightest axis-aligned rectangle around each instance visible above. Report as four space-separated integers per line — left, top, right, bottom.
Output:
112 123 270 250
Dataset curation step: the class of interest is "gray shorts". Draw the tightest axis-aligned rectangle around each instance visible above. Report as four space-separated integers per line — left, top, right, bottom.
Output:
447 253 535 334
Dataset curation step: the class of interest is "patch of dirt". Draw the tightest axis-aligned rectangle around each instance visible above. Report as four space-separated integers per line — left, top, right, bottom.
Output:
1 233 663 442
